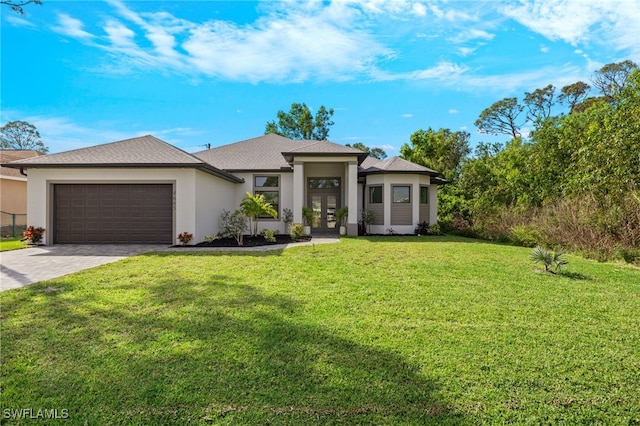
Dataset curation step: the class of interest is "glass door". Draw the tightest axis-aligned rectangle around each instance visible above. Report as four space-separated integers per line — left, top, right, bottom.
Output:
309 193 339 233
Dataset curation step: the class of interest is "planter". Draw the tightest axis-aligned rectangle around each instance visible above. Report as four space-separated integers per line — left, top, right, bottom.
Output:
339 226 347 236
303 225 311 236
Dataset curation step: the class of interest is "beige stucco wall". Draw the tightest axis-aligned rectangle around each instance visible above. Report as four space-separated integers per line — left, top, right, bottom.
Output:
194 170 240 242
25 167 238 245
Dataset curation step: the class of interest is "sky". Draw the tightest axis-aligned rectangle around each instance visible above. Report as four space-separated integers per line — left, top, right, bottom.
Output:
1 0 639 155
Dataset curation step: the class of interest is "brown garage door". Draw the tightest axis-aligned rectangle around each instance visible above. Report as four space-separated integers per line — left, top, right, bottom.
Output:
54 184 173 244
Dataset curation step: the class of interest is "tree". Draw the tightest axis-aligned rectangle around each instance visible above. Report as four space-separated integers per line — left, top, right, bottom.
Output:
523 84 556 125
474 97 525 139
558 81 591 113
265 103 334 140
345 142 387 159
592 60 638 101
239 192 277 236
0 120 49 153
400 128 470 181
1 0 41 15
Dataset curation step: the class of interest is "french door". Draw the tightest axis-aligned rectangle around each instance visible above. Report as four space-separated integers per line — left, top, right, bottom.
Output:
308 191 339 233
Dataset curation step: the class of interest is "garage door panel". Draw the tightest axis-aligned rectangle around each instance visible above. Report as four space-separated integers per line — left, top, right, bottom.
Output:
54 184 173 244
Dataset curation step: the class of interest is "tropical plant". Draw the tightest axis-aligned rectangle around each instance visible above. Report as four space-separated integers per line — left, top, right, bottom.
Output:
22 226 45 244
530 245 568 273
282 208 293 227
335 206 348 226
239 192 277 236
261 229 277 243
219 210 248 246
177 231 193 246
302 206 315 226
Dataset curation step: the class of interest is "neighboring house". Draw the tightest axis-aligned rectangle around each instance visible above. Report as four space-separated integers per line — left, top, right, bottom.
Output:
0 150 43 233
2 134 443 245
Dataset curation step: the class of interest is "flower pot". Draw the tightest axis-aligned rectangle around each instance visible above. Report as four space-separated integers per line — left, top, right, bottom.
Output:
339 226 347 236
303 225 311 236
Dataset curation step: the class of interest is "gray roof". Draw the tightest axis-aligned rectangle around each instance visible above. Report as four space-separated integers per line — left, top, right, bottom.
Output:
360 156 440 175
194 134 367 171
2 135 243 183
0 150 43 178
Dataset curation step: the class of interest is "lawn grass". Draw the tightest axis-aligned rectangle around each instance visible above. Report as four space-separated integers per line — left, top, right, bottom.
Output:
0 237 27 252
1 236 639 424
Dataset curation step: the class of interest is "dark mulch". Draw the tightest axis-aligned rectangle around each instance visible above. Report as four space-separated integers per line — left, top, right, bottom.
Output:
173 235 312 248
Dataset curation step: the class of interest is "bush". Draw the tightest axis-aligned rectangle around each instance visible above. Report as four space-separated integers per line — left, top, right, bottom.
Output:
219 210 248 246
415 222 442 236
261 229 277 243
510 225 541 247
177 231 193 246
204 234 220 243
288 223 304 240
530 245 568 273
22 226 45 244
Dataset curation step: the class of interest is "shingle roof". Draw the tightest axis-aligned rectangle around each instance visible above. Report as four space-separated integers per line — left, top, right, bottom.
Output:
0 150 43 179
360 156 440 175
194 134 367 171
2 135 243 183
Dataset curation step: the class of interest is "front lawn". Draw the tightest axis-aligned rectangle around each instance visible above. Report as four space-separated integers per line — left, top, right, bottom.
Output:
0 237 27 252
1 236 638 424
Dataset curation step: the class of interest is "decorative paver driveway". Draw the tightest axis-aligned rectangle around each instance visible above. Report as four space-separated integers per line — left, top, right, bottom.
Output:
0 245 167 291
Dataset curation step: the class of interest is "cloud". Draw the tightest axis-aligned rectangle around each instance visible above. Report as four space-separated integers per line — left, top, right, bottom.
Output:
501 0 640 57
401 113 413 118
52 13 94 39
450 28 495 44
448 109 458 114
6 15 36 28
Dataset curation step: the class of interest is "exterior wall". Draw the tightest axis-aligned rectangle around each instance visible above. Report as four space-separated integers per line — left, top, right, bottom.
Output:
364 174 437 234
194 170 238 242
0 177 28 226
26 168 205 245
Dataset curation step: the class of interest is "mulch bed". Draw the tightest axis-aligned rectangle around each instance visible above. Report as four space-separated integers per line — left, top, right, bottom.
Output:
174 235 312 248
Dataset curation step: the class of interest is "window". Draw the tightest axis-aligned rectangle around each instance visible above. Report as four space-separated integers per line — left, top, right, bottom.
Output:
308 178 340 189
393 186 410 203
420 186 429 204
369 186 383 204
254 175 279 219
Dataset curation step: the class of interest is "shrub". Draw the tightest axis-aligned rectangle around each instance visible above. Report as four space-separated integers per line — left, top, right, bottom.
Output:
415 222 442 236
177 231 193 246
530 245 568 273
22 226 45 244
204 234 220 243
510 225 541 247
219 209 248 246
288 223 304 240
282 208 293 227
361 209 375 234
261 229 277 243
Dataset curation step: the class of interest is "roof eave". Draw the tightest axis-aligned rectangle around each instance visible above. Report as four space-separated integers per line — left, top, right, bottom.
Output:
282 152 368 165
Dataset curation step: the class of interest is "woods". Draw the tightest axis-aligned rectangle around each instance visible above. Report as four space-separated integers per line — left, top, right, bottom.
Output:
402 61 640 261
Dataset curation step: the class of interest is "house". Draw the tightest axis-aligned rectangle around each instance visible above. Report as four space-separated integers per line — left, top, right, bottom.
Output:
2 134 443 245
0 150 43 235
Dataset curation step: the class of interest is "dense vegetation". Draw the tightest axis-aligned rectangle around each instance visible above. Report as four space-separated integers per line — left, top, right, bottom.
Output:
401 61 640 262
2 237 639 424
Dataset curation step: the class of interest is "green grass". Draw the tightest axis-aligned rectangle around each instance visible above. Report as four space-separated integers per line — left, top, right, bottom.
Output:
1 236 639 425
0 237 27 252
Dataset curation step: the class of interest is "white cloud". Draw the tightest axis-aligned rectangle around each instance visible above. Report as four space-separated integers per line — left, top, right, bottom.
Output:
540 45 549 53
450 28 495 43
401 113 413 118
449 109 458 114
380 144 396 150
457 47 476 57
501 0 640 57
52 13 94 39
6 15 36 28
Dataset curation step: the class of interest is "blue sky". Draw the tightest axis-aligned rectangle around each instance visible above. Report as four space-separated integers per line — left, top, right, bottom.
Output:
2 0 639 155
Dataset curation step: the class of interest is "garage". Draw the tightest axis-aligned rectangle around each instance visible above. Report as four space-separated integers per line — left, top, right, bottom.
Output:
53 184 173 244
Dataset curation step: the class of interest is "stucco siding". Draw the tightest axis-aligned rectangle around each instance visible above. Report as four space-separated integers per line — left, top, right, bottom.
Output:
0 178 28 226
195 170 238 242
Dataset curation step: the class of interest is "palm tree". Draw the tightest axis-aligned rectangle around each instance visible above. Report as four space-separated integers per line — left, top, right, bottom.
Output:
239 192 277 236
530 245 568 273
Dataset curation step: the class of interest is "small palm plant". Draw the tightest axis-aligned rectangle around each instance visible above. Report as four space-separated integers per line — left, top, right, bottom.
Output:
530 245 568 273
239 192 277 236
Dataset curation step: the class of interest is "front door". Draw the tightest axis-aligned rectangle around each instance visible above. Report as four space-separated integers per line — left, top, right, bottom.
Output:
308 192 339 233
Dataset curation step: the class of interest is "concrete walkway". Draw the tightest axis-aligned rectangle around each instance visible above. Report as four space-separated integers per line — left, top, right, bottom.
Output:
0 238 340 291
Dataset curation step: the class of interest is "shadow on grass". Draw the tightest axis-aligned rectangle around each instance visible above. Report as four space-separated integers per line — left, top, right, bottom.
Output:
2 276 462 425
558 271 592 281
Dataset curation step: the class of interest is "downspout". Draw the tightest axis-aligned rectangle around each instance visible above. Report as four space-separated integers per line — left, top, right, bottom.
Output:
20 167 27 177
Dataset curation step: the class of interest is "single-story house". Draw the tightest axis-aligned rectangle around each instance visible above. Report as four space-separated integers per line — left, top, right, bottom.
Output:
0 150 43 233
2 134 444 245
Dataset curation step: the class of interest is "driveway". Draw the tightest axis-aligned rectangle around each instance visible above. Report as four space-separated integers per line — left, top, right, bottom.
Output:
0 245 168 291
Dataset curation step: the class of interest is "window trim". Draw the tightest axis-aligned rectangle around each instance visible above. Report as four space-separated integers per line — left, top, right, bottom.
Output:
392 185 411 204
253 174 280 220
368 185 383 204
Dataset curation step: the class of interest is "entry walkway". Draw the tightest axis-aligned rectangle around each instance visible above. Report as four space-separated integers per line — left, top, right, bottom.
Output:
0 238 340 291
